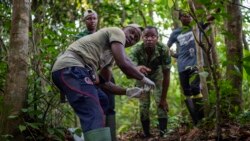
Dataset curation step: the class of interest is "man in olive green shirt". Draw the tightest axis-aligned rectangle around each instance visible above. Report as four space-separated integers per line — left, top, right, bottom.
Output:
52 24 155 141
75 9 117 141
131 26 171 138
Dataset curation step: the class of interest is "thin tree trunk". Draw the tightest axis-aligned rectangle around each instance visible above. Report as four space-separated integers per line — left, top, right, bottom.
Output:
187 0 209 116
3 0 30 140
225 0 243 112
188 0 222 140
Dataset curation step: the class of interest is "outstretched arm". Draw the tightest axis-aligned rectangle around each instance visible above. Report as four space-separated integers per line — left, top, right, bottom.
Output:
111 42 144 80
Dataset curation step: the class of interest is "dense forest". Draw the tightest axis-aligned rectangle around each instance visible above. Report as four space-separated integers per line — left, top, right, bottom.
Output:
0 0 250 141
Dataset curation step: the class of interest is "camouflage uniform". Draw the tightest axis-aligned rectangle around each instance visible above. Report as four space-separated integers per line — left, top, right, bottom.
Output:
131 42 171 120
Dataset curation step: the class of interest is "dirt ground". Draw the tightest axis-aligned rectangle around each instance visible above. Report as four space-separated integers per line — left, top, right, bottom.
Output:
117 122 250 141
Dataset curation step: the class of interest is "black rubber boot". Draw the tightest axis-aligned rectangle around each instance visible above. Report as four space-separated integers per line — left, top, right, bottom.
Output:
141 119 151 137
158 118 168 137
106 115 116 141
193 98 204 122
184 98 198 125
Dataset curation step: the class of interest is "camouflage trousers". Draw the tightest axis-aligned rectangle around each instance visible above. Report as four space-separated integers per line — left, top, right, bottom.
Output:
138 80 168 120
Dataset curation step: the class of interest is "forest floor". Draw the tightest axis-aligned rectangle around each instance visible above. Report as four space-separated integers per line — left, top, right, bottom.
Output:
117 121 250 141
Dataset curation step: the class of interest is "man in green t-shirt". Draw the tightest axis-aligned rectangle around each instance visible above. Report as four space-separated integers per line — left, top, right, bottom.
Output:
52 24 155 141
131 26 171 138
75 9 98 39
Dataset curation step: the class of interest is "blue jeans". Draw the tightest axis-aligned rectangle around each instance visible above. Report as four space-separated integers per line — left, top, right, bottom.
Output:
52 67 109 132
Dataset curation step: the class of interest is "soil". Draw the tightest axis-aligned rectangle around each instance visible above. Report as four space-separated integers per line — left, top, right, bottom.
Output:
117 122 250 141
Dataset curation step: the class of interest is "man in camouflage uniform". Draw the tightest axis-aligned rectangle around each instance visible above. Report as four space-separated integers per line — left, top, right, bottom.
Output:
131 26 171 137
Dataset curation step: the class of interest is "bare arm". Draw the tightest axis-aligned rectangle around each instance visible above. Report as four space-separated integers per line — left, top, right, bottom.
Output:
99 66 112 81
111 42 144 80
99 81 126 95
158 68 170 111
161 69 170 100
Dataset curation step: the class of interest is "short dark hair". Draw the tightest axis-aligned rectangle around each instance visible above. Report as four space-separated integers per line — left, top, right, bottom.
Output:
178 11 189 19
144 26 158 35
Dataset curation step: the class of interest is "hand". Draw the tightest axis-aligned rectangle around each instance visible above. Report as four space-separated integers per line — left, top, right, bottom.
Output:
126 87 143 98
140 76 155 90
136 65 151 75
158 99 168 112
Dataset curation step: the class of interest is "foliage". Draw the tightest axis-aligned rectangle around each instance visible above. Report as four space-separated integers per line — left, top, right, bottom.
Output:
0 0 250 139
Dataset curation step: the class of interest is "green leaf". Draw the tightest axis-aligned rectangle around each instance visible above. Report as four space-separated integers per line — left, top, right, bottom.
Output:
21 108 28 113
26 122 39 130
8 115 18 119
243 55 250 62
168 0 174 8
47 128 55 134
199 71 209 78
243 64 250 75
19 125 26 132
74 128 83 137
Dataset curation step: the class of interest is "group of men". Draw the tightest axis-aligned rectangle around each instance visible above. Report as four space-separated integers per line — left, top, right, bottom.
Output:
51 9 209 141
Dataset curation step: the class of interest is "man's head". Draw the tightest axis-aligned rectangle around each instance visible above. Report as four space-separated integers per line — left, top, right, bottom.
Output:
123 24 143 47
83 9 98 32
179 11 192 26
142 26 158 49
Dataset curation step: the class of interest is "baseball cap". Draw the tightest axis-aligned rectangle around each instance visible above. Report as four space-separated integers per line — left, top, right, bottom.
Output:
83 9 97 19
126 23 144 36
126 23 144 32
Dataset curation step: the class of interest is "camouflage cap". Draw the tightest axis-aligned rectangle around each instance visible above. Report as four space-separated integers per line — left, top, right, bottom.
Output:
83 9 97 19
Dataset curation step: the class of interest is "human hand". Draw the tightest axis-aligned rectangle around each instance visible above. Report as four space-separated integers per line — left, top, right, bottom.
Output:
159 99 168 112
140 76 155 90
126 87 143 98
136 65 151 75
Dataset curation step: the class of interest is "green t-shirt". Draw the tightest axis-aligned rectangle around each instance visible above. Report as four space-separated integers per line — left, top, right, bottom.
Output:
131 42 171 81
75 28 91 40
52 27 125 72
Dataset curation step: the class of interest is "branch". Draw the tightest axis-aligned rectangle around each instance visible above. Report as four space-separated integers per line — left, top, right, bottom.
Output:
227 1 250 10
138 9 147 27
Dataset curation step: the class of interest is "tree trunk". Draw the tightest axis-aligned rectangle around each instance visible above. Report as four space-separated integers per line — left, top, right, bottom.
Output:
187 0 209 116
3 0 30 140
225 0 243 112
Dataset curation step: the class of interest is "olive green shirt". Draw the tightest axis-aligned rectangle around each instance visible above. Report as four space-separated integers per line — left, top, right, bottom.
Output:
52 27 125 72
131 42 171 81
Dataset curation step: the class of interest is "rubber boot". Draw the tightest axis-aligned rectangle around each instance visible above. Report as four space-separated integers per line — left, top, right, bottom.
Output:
184 98 198 125
106 115 116 141
84 127 111 141
158 118 168 137
193 98 204 122
141 119 151 137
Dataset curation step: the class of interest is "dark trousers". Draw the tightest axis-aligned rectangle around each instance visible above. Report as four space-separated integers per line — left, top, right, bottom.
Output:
179 68 200 96
102 77 116 116
52 67 109 132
